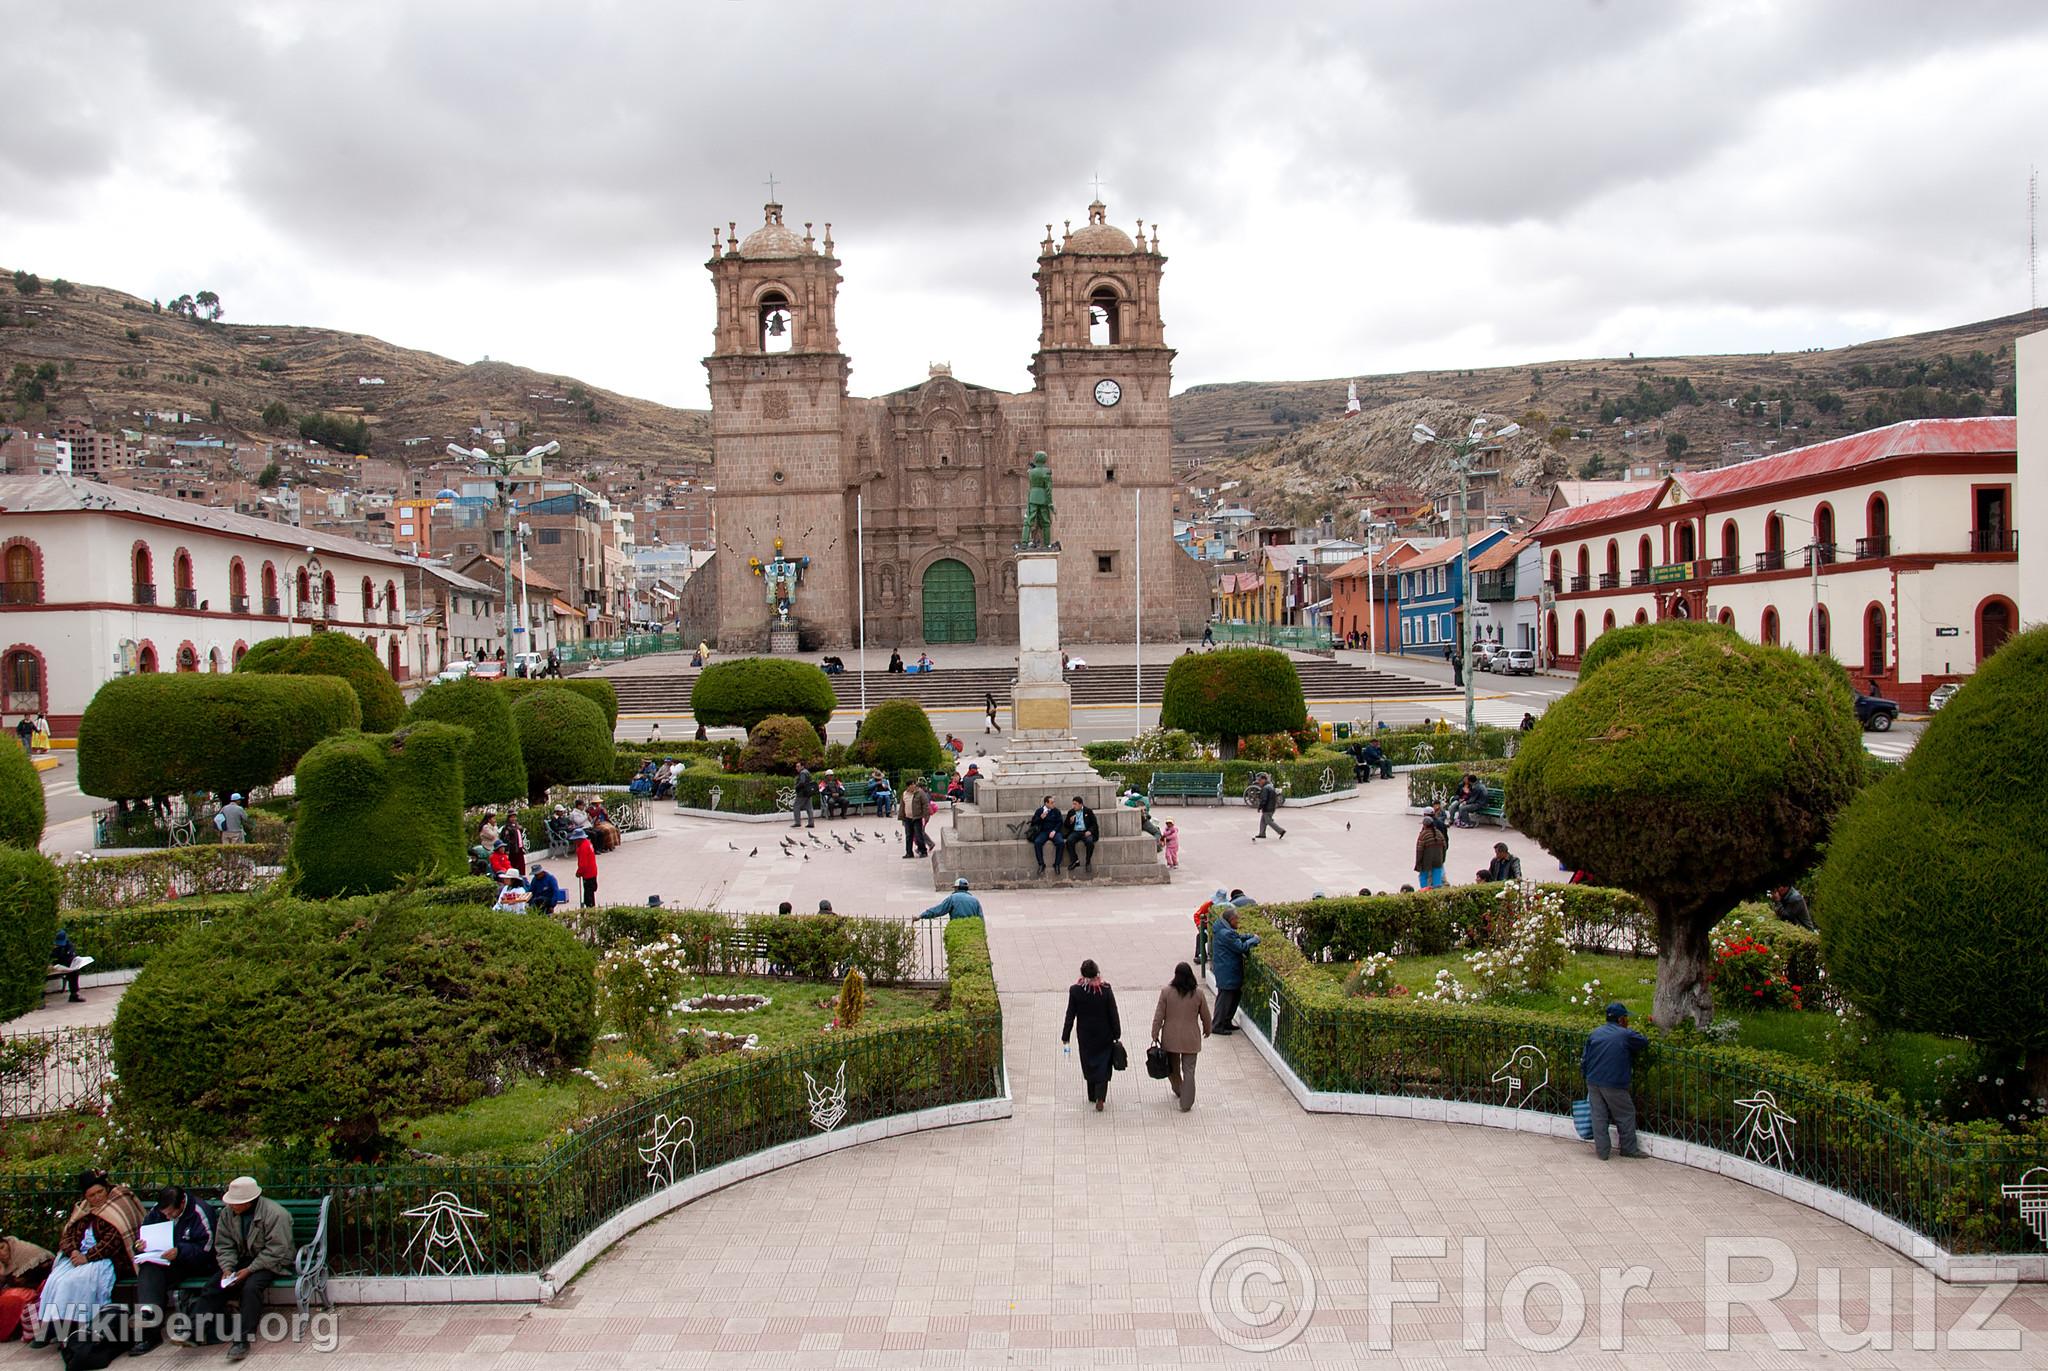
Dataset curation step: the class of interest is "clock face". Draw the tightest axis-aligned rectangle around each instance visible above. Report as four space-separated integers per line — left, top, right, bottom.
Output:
1093 378 1122 407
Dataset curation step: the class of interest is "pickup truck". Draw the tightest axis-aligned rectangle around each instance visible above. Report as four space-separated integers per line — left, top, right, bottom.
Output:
1854 691 1899 732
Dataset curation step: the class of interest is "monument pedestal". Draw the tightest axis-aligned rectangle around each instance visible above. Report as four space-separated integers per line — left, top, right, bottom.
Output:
767 624 800 655
930 552 1167 891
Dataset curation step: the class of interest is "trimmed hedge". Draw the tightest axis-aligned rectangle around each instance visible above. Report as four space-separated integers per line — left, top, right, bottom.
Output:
0 848 61 1019
509 687 615 800
112 896 596 1150
562 907 926 984
1260 883 1653 962
735 715 825 775
669 768 787 814
59 846 278 910
289 722 471 897
1086 751 1356 801
690 657 836 733
407 676 528 805
1578 617 1738 678
236 632 405 731
850 698 946 775
499 676 619 731
1159 647 1307 753
1373 725 1518 767
76 674 361 801
0 735 44 849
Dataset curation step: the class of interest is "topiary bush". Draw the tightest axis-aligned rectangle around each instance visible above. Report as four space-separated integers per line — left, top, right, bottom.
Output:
498 676 619 731
1813 625 2048 1099
509 686 615 799
1578 617 1738 678
849 698 946 774
111 894 595 1153
1507 630 1862 1027
0 731 45 849
1159 648 1307 758
734 714 825 774
289 721 470 897
236 632 405 730
0 847 60 1019
690 657 836 734
76 674 361 801
407 676 528 805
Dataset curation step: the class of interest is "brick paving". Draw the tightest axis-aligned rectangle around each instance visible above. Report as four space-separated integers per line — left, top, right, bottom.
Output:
8 789 2041 1367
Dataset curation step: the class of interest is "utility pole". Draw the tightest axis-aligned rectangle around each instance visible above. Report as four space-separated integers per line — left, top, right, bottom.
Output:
449 440 559 666
1413 417 1520 738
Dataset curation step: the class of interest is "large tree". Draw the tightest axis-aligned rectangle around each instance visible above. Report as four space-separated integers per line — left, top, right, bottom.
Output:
1506 626 1863 1026
1158 648 1306 759
1812 626 2048 1095
690 657 836 734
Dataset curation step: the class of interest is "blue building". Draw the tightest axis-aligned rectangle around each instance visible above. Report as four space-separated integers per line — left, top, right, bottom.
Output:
1395 528 1508 655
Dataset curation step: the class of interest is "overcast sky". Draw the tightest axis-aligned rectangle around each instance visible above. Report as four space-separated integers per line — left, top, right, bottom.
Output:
6 1 2046 410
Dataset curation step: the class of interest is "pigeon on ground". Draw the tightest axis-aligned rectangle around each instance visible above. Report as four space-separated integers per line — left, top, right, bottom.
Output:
748 847 758 857
728 842 738 851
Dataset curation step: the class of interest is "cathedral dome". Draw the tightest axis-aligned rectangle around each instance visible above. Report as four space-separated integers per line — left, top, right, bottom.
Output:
738 203 809 258
1065 200 1136 254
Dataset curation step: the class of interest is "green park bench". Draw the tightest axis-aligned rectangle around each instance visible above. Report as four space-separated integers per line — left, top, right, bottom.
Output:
115 1193 332 1319
1147 772 1226 806
834 780 873 815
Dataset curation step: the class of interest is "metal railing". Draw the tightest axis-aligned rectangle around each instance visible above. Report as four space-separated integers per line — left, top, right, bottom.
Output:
1970 528 2016 553
230 594 251 614
1854 535 1890 560
1754 549 1785 573
174 587 199 609
1596 572 1619 590
1474 574 1515 603
559 631 686 664
1629 569 1650 587
263 596 283 616
1568 574 1589 593
1701 557 1735 578
1804 543 1838 568
0 1026 114 1120
133 583 157 605
0 581 41 605
1208 622 1337 654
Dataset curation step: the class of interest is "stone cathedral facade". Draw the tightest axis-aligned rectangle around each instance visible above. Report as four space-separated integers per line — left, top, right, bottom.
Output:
696 199 1206 651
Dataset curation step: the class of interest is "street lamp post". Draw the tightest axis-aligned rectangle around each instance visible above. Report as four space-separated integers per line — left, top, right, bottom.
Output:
449 441 559 665
1412 417 1520 738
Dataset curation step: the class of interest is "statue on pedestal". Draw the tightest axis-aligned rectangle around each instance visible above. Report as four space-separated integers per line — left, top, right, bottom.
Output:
748 538 810 626
1020 450 1056 550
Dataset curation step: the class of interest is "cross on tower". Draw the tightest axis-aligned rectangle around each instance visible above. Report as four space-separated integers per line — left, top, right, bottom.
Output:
764 172 780 201
1090 172 1105 201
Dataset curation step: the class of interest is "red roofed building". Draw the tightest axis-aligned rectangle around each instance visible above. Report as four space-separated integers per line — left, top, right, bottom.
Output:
1528 418 2018 706
1328 539 1426 652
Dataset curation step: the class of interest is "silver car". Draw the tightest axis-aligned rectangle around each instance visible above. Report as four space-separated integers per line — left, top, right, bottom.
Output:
1497 648 1537 676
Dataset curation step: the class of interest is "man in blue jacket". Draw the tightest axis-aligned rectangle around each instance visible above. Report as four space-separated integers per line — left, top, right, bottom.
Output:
1208 906 1261 1034
131 1184 216 1354
919 877 984 921
1582 1002 1650 1159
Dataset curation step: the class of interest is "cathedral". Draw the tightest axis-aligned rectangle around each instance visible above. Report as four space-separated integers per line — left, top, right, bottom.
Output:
693 198 1206 651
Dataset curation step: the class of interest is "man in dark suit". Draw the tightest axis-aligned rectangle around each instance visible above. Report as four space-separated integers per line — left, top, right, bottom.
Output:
1028 797 1066 874
1065 796 1100 872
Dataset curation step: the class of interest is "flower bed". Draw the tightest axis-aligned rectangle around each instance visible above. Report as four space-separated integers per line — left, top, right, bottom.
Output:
676 993 772 1013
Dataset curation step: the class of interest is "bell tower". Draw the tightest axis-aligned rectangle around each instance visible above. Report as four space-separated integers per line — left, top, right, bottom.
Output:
1030 201 1178 640
704 204 855 650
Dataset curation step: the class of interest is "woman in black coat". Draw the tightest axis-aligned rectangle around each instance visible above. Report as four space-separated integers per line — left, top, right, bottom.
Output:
1061 959 1122 1111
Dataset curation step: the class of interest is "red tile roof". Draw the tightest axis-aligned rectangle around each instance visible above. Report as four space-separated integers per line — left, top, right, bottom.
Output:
1529 481 1669 539
1467 534 1530 574
1673 417 2015 503
1401 529 1510 570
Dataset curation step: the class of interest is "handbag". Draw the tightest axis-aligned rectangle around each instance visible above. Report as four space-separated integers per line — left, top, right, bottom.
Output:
1110 1040 1128 1072
1145 1044 1172 1080
1572 1097 1594 1140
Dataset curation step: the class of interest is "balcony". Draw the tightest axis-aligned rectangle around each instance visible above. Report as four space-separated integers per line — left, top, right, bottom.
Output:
1970 528 2017 554
230 594 251 614
1475 573 1515 602
1568 574 1590 593
1596 572 1619 590
1803 543 1838 569
174 588 199 609
387 607 401 625
0 581 41 605
1702 557 1736 579
133 583 157 606
262 596 283 617
1853 535 1890 560
1754 549 1785 573
1629 569 1650 587
322 604 342 621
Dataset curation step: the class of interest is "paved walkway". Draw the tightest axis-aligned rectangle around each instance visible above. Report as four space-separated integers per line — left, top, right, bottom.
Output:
7 792 2039 1366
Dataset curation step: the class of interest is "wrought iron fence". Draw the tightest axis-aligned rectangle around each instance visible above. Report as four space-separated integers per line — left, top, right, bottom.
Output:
558 632 684 664
1208 622 1336 653
0 1026 114 1120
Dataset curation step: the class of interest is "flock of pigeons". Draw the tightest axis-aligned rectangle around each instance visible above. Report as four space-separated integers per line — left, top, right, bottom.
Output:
727 829 894 860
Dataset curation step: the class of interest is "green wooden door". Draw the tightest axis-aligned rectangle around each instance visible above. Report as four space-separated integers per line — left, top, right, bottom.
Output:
921 559 977 643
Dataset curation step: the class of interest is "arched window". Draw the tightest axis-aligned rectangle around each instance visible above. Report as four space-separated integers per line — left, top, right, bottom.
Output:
1720 519 1739 569
1544 610 1558 660
1814 604 1831 656
1636 535 1652 578
1575 547 1590 580
1717 607 1733 626
757 289 792 353
262 563 279 615
296 567 311 613
232 640 249 666
1548 551 1562 588
176 640 199 672
1863 494 1889 559
1572 611 1586 656
1765 513 1785 569
1634 608 1650 625
1814 502 1836 563
137 641 158 673
384 580 400 625
228 558 247 608
1674 522 1697 564
1604 539 1619 582
132 543 155 604
1863 602 1887 676
1602 609 1616 632
321 572 337 616
207 646 223 673
3 645 45 712
388 638 402 676
1978 596 2016 662
1089 286 1122 346
1761 606 1780 645
361 577 376 620
172 549 196 608
1 539 43 604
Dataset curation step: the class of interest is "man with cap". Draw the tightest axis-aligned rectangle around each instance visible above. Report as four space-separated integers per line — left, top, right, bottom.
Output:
918 877 984 921
1207 905 1261 1034
211 1176 294 1361
1581 1003 1650 1160
216 793 248 844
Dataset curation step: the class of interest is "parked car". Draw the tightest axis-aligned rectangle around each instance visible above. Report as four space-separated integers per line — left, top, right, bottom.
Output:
1928 682 1960 711
472 659 506 680
1471 643 1498 671
510 651 549 678
1854 691 1899 732
434 659 476 684
1496 648 1537 676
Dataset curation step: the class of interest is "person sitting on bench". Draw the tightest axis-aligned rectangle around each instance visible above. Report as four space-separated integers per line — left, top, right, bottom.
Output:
821 773 850 819
49 929 85 1004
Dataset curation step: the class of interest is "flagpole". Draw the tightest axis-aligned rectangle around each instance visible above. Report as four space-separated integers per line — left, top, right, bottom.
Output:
856 492 867 720
1134 485 1143 739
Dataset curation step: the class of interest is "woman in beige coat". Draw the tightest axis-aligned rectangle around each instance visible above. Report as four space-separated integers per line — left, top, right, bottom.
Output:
1150 961 1212 1112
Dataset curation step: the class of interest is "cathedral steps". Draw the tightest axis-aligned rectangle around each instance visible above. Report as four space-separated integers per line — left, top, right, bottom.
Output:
605 661 1457 716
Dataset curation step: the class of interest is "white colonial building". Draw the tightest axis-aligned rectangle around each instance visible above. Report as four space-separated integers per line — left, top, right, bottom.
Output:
1529 417 2019 708
0 474 414 735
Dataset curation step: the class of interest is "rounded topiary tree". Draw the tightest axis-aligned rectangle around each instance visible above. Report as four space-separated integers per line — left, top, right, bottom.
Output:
290 721 470 897
508 686 614 799
76 674 361 800
112 896 595 1153
237 632 405 731
0 847 60 1019
735 714 825 774
691 657 836 734
850 698 946 774
1578 617 1737 678
498 676 619 731
1506 631 1863 1027
0 732 45 849
1813 626 2048 1094
1159 648 1307 759
407 676 528 805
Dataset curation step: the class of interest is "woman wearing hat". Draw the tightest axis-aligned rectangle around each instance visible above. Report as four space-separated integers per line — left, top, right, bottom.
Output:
33 1169 143 1345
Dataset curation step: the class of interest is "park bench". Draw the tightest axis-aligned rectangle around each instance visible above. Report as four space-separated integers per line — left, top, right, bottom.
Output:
833 780 873 815
1147 772 1226 806
114 1194 332 1321
44 955 95 999
544 817 581 859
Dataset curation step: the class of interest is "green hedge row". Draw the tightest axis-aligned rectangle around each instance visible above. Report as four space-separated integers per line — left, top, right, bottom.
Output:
561 907 929 984
0 736 45 850
77 674 361 801
1085 752 1357 800
1370 725 1520 767
59 846 282 910
1261 883 1653 960
0 849 61 1019
237 632 406 732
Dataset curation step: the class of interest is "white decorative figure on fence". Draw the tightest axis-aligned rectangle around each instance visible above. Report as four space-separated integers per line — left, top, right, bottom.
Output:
1734 1090 1798 1169
639 1112 697 1189
400 1191 489 1276
1490 1044 1549 1109
1267 990 1282 1042
707 785 723 812
806 1060 848 1132
2003 1168 2048 1247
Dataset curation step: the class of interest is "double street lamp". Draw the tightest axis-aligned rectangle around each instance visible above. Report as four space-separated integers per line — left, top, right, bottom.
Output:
1412 416 1520 738
448 441 560 663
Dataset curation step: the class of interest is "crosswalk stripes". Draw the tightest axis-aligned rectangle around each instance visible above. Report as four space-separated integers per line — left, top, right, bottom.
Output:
1862 733 1917 762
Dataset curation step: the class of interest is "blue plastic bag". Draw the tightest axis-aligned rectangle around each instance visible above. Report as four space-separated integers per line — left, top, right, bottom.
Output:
1572 1098 1593 1140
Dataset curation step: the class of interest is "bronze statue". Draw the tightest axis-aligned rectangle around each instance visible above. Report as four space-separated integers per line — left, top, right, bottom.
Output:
1021 450 1056 549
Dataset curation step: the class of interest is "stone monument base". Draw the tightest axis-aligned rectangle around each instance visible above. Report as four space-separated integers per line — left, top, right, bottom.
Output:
929 733 1167 891
767 624 800 654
